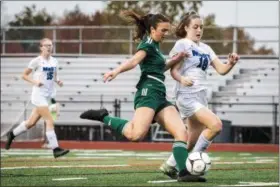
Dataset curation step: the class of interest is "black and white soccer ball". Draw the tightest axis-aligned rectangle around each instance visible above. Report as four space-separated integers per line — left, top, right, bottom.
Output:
186 152 211 175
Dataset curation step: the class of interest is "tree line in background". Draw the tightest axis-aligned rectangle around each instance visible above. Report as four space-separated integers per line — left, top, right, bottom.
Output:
2 1 275 55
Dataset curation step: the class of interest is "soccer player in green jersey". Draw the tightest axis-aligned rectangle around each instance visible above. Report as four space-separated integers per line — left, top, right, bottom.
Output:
80 11 205 182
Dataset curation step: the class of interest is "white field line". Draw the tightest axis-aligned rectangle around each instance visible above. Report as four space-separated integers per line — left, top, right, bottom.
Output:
1 164 129 170
147 179 177 183
219 182 279 187
74 153 167 157
1 152 53 156
145 158 165 160
52 177 87 181
214 160 276 164
238 153 252 156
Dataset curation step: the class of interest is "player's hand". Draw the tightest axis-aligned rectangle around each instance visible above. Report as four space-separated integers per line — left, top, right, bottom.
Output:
56 80 63 87
103 70 118 82
171 52 190 62
228 53 239 65
35 81 43 87
180 76 194 86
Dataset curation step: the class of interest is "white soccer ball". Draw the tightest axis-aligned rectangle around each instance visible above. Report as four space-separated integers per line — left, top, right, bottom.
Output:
186 152 211 175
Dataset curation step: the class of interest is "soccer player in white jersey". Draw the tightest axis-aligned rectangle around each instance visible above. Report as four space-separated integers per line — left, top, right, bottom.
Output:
5 38 69 158
160 11 239 178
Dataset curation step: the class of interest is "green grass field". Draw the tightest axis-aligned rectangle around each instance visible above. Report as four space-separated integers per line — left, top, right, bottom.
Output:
1 149 279 187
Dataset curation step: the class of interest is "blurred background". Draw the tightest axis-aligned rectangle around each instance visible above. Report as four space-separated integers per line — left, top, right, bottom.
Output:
1 1 279 144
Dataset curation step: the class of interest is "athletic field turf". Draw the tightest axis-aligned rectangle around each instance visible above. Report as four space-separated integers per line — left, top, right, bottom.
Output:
1 149 279 186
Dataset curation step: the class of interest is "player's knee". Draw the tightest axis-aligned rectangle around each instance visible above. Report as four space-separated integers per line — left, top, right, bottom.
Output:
212 120 223 135
130 132 145 142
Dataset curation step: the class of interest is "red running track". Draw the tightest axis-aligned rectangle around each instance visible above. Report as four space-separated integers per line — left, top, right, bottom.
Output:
1 141 279 152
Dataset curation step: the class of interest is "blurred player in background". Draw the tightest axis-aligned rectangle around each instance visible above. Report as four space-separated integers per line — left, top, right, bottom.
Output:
160 11 239 178
5 38 69 158
80 11 205 182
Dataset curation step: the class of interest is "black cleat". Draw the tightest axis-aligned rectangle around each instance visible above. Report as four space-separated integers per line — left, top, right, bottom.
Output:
53 147 70 158
5 131 15 150
80 108 109 122
177 169 207 182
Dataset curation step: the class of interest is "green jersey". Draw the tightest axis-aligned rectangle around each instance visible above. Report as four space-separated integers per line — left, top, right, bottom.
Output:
136 36 166 93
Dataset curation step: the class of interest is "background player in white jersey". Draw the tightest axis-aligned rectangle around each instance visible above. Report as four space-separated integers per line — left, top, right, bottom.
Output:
5 38 69 158
160 11 239 177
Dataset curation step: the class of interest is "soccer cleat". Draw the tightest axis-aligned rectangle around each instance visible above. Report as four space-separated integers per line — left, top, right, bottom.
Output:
159 162 178 179
80 108 109 122
5 131 15 150
177 168 207 182
53 147 70 158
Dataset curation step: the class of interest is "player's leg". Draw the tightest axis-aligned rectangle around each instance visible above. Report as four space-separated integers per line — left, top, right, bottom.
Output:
186 118 206 151
122 107 155 141
159 91 208 178
162 118 205 173
189 107 222 152
155 105 205 182
36 106 69 158
5 108 41 150
80 87 156 140
80 108 154 141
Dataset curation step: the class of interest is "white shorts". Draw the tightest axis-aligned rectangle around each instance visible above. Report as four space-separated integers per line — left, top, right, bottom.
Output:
176 90 208 119
31 94 51 107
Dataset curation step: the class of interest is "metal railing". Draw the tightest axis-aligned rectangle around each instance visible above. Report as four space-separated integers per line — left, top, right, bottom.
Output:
1 99 278 143
1 25 278 55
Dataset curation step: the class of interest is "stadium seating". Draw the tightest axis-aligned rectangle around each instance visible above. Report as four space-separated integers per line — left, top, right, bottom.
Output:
1 57 278 139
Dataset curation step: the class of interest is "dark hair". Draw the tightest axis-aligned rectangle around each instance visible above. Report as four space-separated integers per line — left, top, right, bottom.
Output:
175 11 200 38
120 10 170 41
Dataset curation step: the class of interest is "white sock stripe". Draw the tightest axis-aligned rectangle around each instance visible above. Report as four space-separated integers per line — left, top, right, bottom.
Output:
172 142 187 148
172 144 186 149
174 141 187 146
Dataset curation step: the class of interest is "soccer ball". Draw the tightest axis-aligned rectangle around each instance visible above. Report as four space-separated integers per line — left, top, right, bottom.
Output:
186 152 211 175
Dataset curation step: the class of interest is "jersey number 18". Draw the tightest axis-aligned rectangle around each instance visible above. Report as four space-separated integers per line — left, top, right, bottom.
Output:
197 55 209 71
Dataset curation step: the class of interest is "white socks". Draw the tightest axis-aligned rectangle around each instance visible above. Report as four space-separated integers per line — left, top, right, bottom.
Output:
192 133 212 153
46 130 59 149
166 153 177 167
13 121 27 136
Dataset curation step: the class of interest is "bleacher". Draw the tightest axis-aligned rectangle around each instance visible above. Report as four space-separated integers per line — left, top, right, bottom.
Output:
1 57 279 140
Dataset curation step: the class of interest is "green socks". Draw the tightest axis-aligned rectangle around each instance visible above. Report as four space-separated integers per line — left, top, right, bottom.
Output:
172 141 188 172
103 116 128 135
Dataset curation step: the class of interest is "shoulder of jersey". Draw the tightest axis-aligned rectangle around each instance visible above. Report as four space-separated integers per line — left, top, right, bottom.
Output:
199 42 210 49
177 38 194 47
50 56 59 63
145 36 153 44
30 56 42 64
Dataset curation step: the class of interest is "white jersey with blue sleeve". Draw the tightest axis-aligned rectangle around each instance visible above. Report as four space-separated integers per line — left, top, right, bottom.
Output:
169 38 217 94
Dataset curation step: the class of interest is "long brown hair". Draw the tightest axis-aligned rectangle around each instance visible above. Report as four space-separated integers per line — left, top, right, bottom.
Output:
175 11 200 38
120 11 170 41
